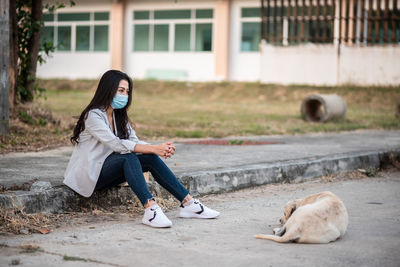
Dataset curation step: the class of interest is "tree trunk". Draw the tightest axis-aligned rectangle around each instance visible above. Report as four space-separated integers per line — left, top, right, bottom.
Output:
9 0 17 109
23 0 42 103
1 0 10 134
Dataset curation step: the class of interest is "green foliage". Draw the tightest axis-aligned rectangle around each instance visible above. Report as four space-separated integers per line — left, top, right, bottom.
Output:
16 0 75 102
17 110 47 126
229 140 244 145
175 130 205 138
63 255 87 262
19 246 43 253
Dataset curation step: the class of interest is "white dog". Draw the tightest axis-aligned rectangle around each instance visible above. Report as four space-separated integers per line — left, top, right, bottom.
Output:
255 191 348 243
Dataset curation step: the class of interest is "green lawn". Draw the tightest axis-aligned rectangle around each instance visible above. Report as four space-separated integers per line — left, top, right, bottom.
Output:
37 80 400 139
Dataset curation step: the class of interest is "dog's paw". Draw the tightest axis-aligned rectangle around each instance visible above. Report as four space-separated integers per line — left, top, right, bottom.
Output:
273 227 286 236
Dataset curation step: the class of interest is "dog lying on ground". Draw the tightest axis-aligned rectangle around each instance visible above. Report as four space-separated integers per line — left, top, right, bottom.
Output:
255 191 348 243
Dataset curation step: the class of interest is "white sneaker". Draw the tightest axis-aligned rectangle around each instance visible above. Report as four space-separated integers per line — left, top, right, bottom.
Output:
179 199 220 219
142 205 172 228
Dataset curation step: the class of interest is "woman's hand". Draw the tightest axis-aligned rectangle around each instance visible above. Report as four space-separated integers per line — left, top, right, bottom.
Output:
151 142 176 159
133 142 176 159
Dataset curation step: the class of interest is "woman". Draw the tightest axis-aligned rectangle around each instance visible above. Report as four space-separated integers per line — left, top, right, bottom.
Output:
64 70 219 228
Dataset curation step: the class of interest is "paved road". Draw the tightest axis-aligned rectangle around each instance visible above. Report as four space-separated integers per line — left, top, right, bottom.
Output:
1 170 399 267
1 130 400 188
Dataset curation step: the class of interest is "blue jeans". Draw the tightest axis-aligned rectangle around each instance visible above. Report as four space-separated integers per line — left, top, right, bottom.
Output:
95 153 189 207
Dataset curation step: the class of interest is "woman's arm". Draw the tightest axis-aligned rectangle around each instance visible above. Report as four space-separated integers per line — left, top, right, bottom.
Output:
128 123 176 159
134 142 176 159
85 110 137 153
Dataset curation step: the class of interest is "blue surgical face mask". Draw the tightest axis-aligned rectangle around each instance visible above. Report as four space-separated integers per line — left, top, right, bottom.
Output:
111 94 128 109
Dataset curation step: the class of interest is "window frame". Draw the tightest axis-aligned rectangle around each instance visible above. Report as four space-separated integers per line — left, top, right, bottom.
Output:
239 7 262 52
42 11 110 53
132 8 214 53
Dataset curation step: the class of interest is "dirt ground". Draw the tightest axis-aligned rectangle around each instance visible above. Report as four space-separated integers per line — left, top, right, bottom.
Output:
1 168 399 267
0 167 391 237
0 103 73 154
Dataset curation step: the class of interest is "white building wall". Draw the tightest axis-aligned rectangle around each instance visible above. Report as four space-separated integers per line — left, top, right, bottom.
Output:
125 0 215 81
260 44 338 85
229 0 260 81
126 53 215 81
339 46 400 86
37 0 111 79
260 43 400 86
38 53 111 79
38 0 400 85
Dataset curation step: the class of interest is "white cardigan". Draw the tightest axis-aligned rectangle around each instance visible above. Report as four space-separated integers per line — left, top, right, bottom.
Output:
63 108 148 197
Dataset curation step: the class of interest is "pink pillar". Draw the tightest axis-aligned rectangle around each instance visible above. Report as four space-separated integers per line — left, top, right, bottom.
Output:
215 0 231 80
110 0 126 71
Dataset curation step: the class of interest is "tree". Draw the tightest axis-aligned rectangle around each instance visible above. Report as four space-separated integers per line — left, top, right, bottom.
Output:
16 0 43 103
10 0 74 104
1 0 10 134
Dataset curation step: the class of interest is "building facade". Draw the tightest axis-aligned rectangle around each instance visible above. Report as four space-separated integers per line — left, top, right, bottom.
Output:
38 0 400 85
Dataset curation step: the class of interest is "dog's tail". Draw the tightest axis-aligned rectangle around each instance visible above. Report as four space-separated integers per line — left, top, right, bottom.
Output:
254 234 296 243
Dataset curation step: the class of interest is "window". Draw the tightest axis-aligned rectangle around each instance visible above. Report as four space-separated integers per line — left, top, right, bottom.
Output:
175 24 191 51
154 10 191 19
241 22 260 51
240 8 261 51
42 11 110 52
260 2 399 46
195 23 212 51
133 24 150 51
134 11 149 20
133 9 214 52
242 7 260 18
94 12 109 21
259 3 335 45
196 9 213 19
41 26 54 46
76 26 90 51
154 24 169 51
58 26 71 51
94 25 109 51
58 12 90 21
360 8 399 44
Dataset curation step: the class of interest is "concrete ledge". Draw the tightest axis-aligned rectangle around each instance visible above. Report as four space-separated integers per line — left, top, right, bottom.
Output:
182 150 396 196
1 149 399 214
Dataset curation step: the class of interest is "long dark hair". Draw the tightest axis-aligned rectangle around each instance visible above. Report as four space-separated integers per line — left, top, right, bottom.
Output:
70 70 133 144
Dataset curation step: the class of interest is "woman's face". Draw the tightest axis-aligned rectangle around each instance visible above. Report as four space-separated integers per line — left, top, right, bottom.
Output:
116 79 129 96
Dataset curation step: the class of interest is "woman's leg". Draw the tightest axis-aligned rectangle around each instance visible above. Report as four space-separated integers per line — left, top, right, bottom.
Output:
137 154 219 219
137 154 189 203
96 153 153 207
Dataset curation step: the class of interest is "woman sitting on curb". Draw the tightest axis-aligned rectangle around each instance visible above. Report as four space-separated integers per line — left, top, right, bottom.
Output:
64 70 219 228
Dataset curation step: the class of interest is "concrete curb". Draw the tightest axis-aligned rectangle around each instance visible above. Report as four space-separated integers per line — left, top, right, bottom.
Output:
1 149 399 214
180 149 398 196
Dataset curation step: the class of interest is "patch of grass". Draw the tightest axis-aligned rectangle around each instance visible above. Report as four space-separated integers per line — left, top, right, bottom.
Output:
229 140 244 145
63 255 88 262
17 110 47 126
175 130 206 138
0 103 72 153
30 79 400 142
19 245 43 254
289 128 306 134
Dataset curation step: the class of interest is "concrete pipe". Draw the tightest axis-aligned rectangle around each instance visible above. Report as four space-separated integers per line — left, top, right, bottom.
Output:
301 94 347 122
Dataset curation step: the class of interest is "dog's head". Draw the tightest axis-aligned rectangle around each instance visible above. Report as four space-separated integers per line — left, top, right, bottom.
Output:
280 199 302 224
